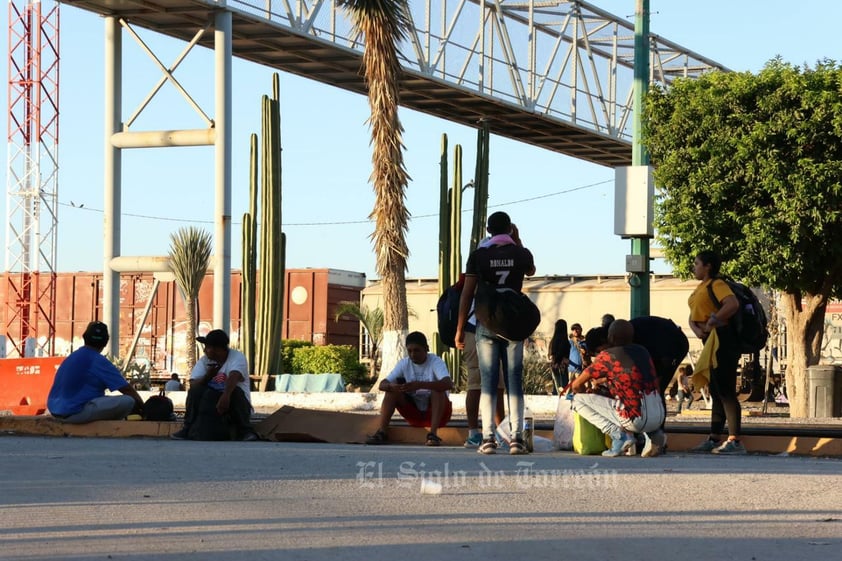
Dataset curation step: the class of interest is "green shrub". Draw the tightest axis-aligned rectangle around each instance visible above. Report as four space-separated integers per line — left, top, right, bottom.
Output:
281 339 312 373
291 344 366 386
522 344 553 395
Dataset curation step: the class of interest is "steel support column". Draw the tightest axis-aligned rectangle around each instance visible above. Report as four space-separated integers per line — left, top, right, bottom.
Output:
103 16 122 356
213 10 232 332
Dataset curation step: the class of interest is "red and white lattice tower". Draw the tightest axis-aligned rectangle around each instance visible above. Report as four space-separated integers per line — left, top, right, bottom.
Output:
4 0 59 357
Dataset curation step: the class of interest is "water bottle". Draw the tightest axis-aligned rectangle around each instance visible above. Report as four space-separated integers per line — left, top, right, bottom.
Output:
523 407 534 453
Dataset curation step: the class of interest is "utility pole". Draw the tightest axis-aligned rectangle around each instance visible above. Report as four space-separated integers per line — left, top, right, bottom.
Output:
629 0 651 318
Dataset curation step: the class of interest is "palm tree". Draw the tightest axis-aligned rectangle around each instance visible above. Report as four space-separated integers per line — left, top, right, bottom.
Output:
339 0 413 382
335 301 384 376
168 226 213 371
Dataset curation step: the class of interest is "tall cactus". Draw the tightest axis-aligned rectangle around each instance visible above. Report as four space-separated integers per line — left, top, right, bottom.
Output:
434 134 450 357
438 134 451 294
435 137 464 381
449 144 463 286
470 120 490 252
241 135 258 371
436 121 491 387
241 72 286 392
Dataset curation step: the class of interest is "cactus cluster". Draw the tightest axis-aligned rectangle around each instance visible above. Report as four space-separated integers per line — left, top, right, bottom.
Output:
241 73 286 391
434 122 490 386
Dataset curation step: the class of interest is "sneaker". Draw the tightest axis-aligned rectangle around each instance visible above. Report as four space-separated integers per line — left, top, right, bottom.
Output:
712 439 747 455
170 427 190 440
509 438 529 455
478 438 498 455
641 429 667 458
238 430 259 442
464 432 483 448
602 433 634 457
690 438 721 453
365 430 388 445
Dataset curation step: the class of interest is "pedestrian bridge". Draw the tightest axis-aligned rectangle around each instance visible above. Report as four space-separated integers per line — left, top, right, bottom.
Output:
56 0 729 348
61 0 725 167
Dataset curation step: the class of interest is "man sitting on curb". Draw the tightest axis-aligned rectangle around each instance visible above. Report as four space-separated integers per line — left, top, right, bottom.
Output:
171 329 257 441
366 331 454 446
47 321 144 423
570 319 665 457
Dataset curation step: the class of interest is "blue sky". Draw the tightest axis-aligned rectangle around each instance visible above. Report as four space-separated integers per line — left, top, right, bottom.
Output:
2 1 839 281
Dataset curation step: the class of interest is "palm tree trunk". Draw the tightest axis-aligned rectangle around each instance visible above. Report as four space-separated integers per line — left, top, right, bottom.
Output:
185 295 197 372
340 0 413 383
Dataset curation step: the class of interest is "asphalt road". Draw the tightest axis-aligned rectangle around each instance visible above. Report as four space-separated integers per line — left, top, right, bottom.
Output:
2 436 842 561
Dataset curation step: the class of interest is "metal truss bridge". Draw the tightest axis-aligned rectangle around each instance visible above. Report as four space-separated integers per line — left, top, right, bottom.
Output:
29 0 727 355
62 0 725 167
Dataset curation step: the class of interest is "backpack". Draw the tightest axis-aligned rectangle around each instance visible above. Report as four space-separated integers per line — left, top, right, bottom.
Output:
707 277 769 354
473 278 541 342
436 283 462 348
143 390 175 422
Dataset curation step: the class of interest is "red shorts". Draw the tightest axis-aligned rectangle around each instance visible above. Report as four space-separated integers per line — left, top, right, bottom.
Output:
396 395 453 428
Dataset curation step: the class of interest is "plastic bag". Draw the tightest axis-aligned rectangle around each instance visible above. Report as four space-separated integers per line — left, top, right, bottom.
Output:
572 412 609 455
553 395 575 450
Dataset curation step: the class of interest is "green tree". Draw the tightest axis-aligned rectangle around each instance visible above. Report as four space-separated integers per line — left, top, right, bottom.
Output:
338 0 412 384
643 59 842 417
168 226 213 370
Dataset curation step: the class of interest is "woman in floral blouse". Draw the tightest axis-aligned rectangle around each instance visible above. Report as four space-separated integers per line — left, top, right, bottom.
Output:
570 319 665 457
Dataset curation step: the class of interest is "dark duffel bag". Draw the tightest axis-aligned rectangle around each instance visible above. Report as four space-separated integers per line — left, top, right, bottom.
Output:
143 390 175 422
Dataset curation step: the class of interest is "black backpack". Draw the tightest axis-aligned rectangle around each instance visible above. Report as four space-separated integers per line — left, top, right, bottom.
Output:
436 283 462 348
143 390 175 422
474 279 541 342
707 277 769 354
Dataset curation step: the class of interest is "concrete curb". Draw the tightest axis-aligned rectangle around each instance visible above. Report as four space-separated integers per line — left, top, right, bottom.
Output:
141 391 564 417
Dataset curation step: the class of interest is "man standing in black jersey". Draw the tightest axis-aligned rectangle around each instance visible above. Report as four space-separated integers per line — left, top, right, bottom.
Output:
455 211 535 455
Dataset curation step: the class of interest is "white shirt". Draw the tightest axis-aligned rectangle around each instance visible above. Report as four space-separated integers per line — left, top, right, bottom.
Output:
190 349 251 403
385 353 451 410
164 379 182 392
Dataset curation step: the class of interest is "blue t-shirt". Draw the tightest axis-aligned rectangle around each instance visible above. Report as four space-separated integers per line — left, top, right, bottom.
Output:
568 339 584 373
47 347 129 416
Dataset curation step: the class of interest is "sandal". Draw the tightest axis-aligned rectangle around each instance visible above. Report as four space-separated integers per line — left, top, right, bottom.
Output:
366 429 387 445
425 432 442 447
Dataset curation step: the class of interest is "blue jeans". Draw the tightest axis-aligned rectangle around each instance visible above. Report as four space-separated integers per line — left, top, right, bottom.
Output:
476 325 525 440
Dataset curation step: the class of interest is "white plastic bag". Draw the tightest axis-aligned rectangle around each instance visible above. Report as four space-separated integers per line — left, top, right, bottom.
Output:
554 395 575 450
495 415 512 446
532 435 555 453
495 415 555 453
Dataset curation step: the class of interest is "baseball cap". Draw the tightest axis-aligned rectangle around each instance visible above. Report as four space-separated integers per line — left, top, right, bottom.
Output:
83 321 109 345
196 329 229 348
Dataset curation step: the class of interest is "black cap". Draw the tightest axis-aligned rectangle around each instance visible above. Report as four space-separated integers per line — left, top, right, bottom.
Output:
196 329 229 348
83 321 109 346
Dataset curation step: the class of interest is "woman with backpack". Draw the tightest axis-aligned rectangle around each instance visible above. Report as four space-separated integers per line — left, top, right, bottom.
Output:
687 250 746 455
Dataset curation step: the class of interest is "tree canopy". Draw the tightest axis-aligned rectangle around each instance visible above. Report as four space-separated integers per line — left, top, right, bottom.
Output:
644 58 842 296
644 58 842 416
